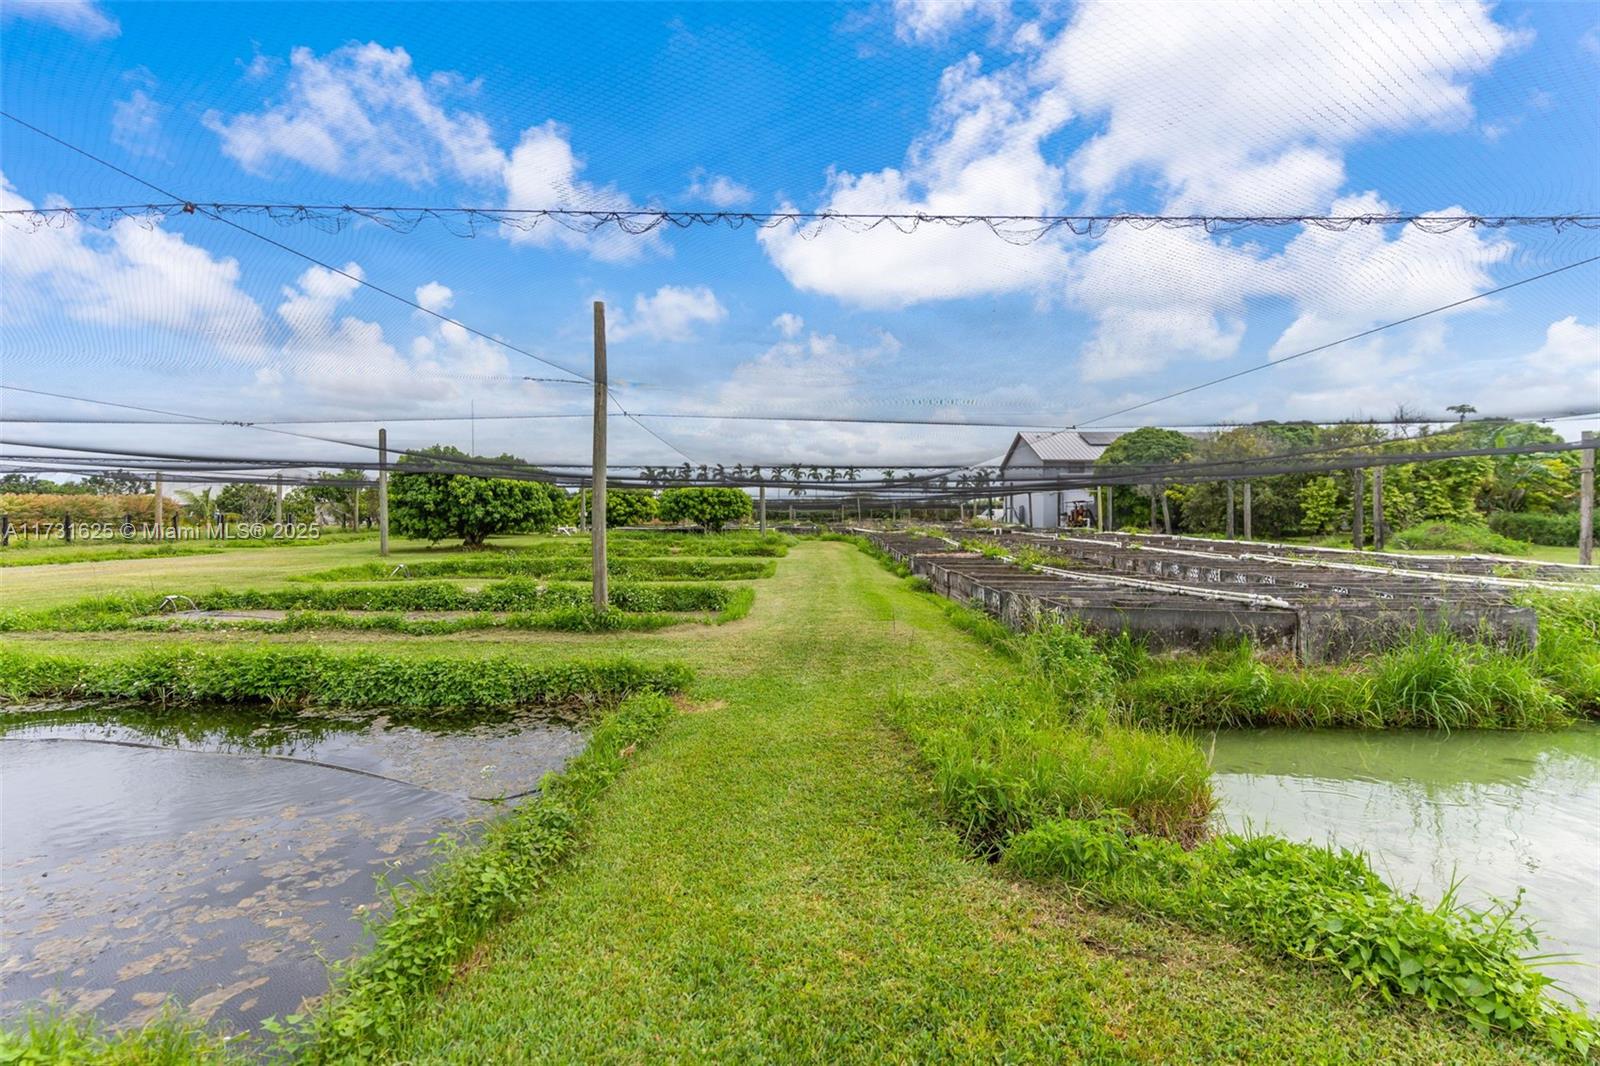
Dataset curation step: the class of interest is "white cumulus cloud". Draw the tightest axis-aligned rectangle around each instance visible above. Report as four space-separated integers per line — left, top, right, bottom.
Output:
3 0 118 39
609 285 727 343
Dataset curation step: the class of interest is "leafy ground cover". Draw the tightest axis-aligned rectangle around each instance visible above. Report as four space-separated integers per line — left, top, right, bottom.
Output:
299 554 776 582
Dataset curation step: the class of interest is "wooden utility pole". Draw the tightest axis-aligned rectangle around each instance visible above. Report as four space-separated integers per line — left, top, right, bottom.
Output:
378 428 390 556
758 483 766 534
1226 481 1235 538
1580 431 1595 566
1242 481 1252 540
153 471 164 538
1148 485 1157 531
1160 487 1172 534
1352 468 1365 551
591 301 609 610
1372 467 1385 551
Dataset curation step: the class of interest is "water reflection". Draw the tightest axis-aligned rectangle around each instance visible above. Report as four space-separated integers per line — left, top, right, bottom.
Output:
0 703 589 1031
1209 725 1600 1010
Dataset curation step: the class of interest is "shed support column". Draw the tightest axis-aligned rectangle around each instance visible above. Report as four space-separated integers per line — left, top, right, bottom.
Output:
592 301 609 610
273 472 283 528
154 472 164 539
1242 481 1252 540
758 483 766 534
1106 486 1113 530
1226 481 1235 538
1352 468 1364 551
377 428 389 556
1372 467 1385 551
1580 431 1595 566
1160 486 1172 534
1148 486 1157 531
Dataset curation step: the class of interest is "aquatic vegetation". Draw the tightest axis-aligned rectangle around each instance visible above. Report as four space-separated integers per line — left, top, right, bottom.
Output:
0 645 691 710
1005 817 1598 1056
0 1007 241 1065
1523 591 1600 715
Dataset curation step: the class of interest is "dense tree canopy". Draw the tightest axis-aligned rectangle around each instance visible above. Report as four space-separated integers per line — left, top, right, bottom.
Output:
389 445 556 546
605 489 659 526
658 487 752 531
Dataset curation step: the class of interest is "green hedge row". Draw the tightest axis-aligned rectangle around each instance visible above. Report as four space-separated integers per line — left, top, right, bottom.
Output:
0 646 692 710
0 580 735 632
1487 511 1597 548
302 555 775 582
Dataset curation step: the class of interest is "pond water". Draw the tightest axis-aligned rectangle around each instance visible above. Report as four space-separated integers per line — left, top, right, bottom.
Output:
0 704 587 1032
1209 725 1600 1011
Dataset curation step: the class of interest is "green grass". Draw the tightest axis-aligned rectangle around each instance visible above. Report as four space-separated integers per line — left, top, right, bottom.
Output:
0 543 226 567
354 544 1558 1063
0 541 1576 1063
1006 818 1597 1056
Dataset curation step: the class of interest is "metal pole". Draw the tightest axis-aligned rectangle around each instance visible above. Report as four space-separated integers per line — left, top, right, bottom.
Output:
1580 431 1595 566
153 471 164 539
1372 467 1385 551
1225 481 1235 538
274 472 283 528
378 428 390 557
758 483 766 534
1242 481 1252 540
592 301 609 610
1352 467 1364 551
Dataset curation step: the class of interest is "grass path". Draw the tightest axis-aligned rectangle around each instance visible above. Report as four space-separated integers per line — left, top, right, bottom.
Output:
378 543 1547 1063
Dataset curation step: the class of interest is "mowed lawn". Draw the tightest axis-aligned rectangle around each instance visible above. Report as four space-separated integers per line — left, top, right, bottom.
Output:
0 539 1554 1062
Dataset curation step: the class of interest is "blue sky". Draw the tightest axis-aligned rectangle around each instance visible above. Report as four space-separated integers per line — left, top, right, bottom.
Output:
2 0 1597 473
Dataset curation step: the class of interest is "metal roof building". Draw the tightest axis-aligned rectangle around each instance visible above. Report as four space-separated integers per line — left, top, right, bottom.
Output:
997 430 1121 529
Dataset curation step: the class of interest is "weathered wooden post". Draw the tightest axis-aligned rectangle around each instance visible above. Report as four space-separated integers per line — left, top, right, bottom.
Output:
274 472 283 528
1242 481 1252 540
1226 480 1235 537
592 301 609 610
153 471 164 539
63 512 71 543
1352 467 1364 550
1160 486 1172 534
1148 485 1157 531
1580 431 1595 566
1 515 8 546
378 428 390 556
758 483 766 534
1106 486 1114 530
1372 467 1385 551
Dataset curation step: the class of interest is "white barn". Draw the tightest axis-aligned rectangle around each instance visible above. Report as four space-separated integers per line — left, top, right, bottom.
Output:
998 430 1122 529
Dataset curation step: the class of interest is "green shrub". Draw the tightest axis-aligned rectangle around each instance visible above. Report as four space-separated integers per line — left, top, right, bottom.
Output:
1488 511 1597 548
657 487 753 531
1388 521 1531 556
0 646 691 710
1005 817 1597 1055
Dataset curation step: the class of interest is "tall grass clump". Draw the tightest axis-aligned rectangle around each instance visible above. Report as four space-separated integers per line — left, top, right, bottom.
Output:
0 645 691 710
1005 816 1597 1056
1523 591 1600 715
1123 632 1573 730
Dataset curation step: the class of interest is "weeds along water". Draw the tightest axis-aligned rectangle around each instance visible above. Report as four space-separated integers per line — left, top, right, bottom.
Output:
846 537 1598 1056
